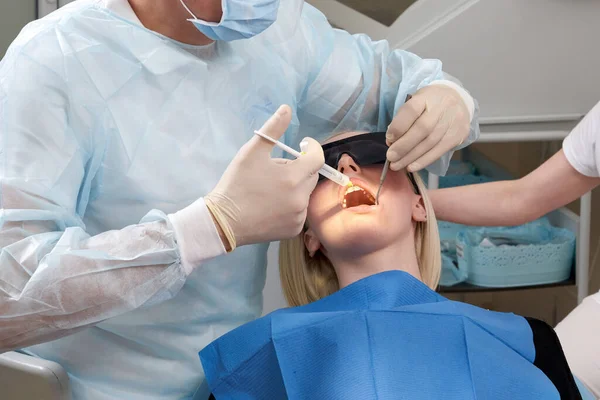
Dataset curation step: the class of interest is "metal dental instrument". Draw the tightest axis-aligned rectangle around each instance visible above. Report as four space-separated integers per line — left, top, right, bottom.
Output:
375 160 390 205
376 94 412 205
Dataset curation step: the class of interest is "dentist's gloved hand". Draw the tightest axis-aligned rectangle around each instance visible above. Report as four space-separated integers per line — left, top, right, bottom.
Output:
386 85 471 172
205 105 324 249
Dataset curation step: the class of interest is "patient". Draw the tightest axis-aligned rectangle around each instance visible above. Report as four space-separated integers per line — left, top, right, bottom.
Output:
201 132 584 400
279 132 440 306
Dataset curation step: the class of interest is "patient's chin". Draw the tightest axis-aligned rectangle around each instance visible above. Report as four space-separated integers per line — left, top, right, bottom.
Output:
309 201 414 258
322 224 387 256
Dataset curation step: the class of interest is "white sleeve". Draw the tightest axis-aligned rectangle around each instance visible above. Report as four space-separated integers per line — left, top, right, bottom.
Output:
563 101 600 178
169 198 227 274
0 196 226 352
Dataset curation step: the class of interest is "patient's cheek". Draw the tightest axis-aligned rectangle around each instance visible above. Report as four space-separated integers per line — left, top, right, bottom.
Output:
308 183 333 214
306 196 325 227
307 192 322 216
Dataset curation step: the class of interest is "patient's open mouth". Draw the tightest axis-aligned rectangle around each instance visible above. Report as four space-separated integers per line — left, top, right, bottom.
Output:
342 184 376 209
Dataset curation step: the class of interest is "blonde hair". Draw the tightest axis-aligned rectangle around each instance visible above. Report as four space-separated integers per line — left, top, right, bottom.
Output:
279 173 441 307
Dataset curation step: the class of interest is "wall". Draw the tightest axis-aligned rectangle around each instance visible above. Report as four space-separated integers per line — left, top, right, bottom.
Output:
397 0 600 123
0 1 36 59
335 0 415 27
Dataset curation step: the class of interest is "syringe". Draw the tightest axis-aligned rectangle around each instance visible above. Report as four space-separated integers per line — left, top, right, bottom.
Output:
254 130 352 187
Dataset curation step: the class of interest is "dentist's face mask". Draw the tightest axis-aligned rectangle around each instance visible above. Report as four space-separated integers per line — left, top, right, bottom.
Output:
180 0 281 42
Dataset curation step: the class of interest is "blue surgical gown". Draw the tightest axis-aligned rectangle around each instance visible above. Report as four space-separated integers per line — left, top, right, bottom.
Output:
0 0 479 398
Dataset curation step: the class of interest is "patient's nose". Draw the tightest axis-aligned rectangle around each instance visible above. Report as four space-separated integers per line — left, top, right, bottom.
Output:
337 154 361 175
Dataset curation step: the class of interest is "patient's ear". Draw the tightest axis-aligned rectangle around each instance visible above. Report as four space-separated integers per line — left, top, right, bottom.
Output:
304 228 322 258
412 196 427 222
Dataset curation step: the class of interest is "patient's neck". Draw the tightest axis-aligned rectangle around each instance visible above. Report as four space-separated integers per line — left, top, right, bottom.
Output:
327 238 422 289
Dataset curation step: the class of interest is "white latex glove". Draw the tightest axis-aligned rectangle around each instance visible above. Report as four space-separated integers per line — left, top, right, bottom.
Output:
205 105 324 248
386 85 471 172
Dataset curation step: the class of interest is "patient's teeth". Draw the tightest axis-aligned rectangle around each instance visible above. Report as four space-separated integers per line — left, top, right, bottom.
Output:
342 183 377 208
345 185 365 196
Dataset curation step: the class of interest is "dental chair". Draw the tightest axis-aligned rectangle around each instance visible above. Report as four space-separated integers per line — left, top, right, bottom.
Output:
0 351 71 399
